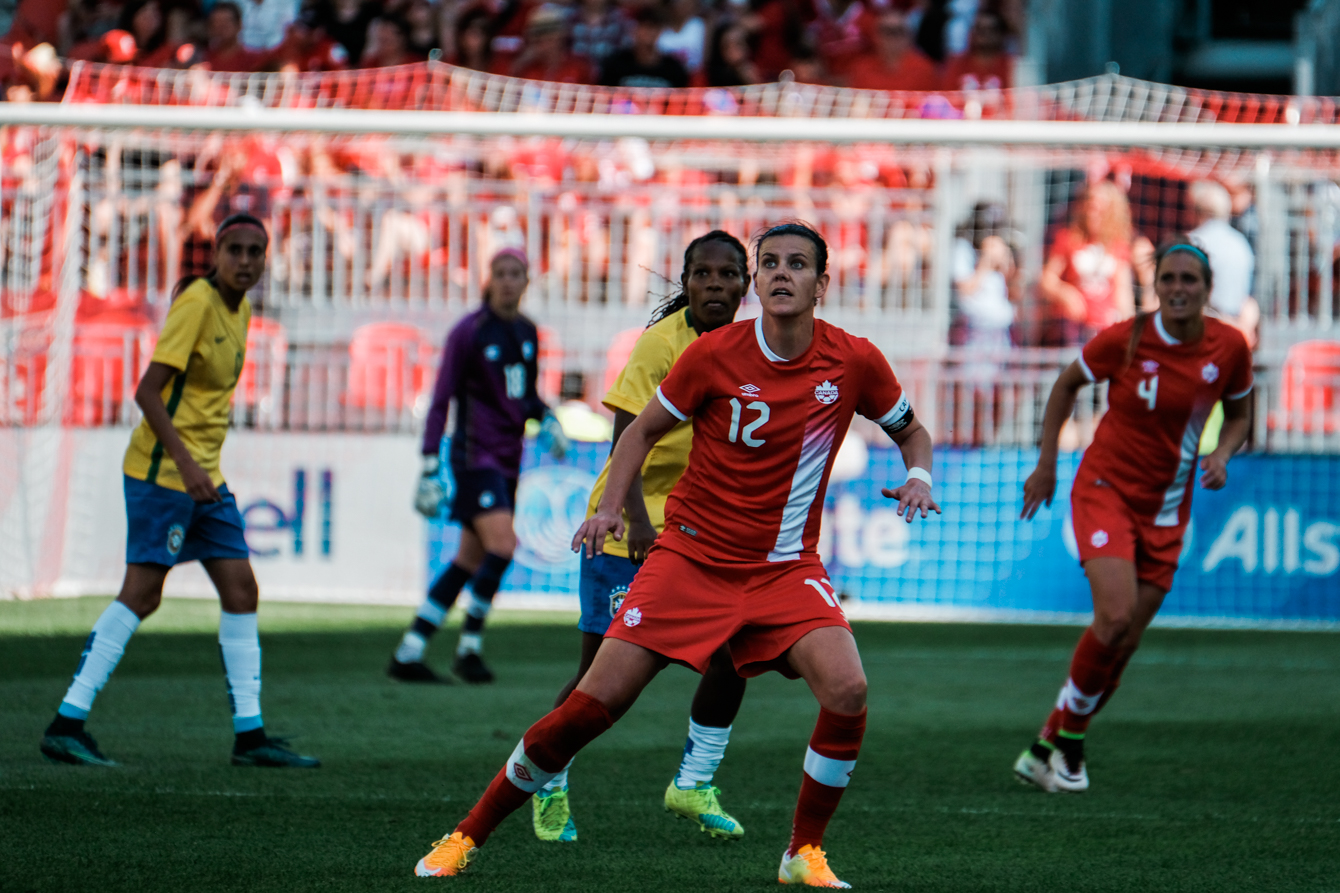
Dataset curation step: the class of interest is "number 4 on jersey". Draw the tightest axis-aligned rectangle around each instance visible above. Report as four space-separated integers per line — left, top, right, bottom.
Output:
1137 375 1158 411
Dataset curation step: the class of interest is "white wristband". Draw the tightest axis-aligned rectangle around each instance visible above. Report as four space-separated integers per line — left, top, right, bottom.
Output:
905 467 932 488
422 454 440 476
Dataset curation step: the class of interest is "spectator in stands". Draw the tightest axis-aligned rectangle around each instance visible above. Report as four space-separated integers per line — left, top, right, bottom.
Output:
362 15 424 67
1038 180 1135 345
240 0 301 53
571 0 627 70
703 20 761 87
740 0 810 82
450 6 493 71
942 10 1012 91
810 0 875 81
119 0 175 67
207 2 265 71
509 4 591 83
844 9 940 91
4 0 64 49
1190 179 1259 347
950 200 1017 351
404 0 439 57
599 6 687 88
319 0 378 64
657 0 706 77
270 5 350 71
58 0 125 57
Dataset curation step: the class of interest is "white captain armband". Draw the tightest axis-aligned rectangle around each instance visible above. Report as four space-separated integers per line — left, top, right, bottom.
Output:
876 395 914 435
905 467 932 488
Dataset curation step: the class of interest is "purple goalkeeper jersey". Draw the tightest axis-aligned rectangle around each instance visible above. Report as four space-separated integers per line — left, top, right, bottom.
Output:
421 305 548 477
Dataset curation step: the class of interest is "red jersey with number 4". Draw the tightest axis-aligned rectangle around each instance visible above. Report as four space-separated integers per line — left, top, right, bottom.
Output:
1077 314 1253 527
654 316 911 564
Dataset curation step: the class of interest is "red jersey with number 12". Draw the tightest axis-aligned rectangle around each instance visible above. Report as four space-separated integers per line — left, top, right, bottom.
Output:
654 316 911 564
1077 314 1253 526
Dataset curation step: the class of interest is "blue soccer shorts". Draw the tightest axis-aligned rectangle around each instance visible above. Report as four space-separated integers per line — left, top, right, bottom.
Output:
124 474 250 566
577 550 640 635
449 467 518 526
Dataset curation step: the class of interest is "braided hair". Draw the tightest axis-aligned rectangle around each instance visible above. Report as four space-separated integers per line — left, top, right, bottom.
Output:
647 229 749 327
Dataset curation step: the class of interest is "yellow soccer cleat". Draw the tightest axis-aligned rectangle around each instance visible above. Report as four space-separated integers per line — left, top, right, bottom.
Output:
663 781 745 840
414 831 477 877
532 788 578 842
778 845 852 888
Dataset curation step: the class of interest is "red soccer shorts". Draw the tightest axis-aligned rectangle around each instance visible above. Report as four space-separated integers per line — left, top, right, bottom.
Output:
603 545 851 678
1070 476 1186 591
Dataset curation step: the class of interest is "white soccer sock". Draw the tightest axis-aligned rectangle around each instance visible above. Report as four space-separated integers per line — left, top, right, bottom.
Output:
219 611 263 733
395 630 428 663
456 632 483 656
60 601 141 718
415 596 448 629
504 739 559 794
674 720 732 788
540 761 572 795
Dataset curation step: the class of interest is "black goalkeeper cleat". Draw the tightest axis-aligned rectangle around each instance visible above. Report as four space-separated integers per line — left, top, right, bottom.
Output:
452 652 495 684
40 731 117 767
232 737 321 768
387 658 452 683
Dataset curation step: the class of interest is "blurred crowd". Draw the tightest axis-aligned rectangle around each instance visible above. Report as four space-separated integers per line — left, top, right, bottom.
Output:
0 0 1021 100
952 177 1261 352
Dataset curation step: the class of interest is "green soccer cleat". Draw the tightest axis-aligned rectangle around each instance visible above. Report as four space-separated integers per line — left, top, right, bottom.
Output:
532 787 578 842
663 781 745 840
40 731 117 767
232 737 321 768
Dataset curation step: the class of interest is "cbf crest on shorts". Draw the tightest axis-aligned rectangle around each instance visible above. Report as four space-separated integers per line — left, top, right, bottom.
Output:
609 584 630 618
814 380 839 404
166 524 185 556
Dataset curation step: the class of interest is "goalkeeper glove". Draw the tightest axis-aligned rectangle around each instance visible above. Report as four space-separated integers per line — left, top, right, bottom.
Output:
414 454 447 518
538 411 570 461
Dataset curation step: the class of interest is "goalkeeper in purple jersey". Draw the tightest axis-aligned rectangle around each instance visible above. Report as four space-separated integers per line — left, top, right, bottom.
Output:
389 247 569 684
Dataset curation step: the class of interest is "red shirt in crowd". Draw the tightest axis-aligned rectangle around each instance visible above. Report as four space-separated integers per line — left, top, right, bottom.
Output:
207 44 266 72
942 51 1013 91
1048 227 1132 331
845 48 939 90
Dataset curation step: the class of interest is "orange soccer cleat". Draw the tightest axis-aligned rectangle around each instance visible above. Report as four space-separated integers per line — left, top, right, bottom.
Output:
414 831 478 877
778 844 852 888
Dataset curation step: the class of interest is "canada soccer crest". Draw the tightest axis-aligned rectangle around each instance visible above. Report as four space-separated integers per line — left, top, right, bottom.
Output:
814 380 839 404
1202 362 1219 383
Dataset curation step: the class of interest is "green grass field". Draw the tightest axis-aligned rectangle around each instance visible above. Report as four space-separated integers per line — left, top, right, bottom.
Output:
2 597 1337 893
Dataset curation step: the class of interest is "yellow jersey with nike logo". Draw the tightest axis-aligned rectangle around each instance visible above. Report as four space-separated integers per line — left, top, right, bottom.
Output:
123 278 250 492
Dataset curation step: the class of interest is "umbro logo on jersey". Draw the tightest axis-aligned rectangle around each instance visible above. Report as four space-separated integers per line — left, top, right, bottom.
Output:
1202 362 1219 383
739 384 760 396
1091 530 1109 547
512 763 533 782
1142 360 1159 373
814 380 839 404
623 607 643 627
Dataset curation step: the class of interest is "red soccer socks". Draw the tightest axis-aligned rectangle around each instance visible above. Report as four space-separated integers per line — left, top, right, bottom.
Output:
456 690 612 844
1040 627 1125 741
788 707 866 856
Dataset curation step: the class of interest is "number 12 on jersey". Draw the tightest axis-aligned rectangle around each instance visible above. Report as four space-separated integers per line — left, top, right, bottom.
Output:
1137 375 1158 411
727 398 769 447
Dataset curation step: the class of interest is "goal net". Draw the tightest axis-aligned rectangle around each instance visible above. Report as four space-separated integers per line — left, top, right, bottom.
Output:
1 65 1337 626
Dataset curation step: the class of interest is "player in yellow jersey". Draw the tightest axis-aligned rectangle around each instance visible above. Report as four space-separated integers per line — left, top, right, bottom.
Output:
39 214 319 769
530 231 751 843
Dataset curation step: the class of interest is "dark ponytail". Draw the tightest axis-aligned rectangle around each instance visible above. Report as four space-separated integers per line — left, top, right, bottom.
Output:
647 229 749 327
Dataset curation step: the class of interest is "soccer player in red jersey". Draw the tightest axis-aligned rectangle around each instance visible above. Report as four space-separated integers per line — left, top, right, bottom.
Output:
413 223 941 886
1013 236 1254 793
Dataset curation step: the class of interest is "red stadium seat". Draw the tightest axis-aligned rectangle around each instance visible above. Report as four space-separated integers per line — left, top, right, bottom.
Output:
66 309 156 426
235 315 288 423
344 321 435 411
1275 339 1340 435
